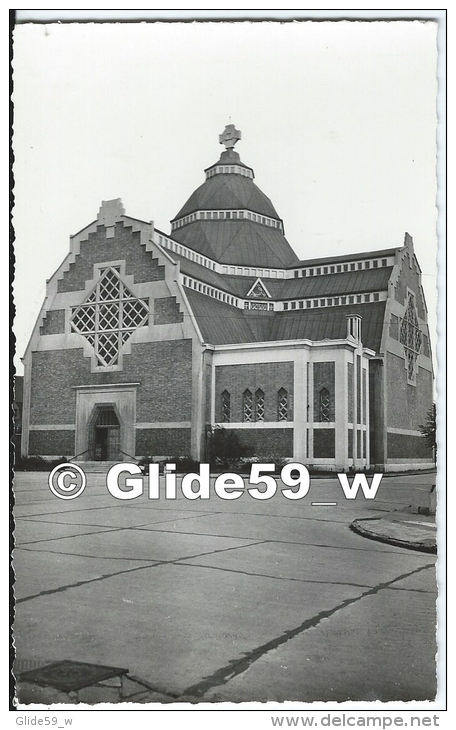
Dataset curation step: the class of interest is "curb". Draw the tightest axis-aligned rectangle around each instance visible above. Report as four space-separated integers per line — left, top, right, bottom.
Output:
350 517 436 554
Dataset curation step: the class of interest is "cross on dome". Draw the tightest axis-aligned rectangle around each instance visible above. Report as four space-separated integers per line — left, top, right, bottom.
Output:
219 123 241 150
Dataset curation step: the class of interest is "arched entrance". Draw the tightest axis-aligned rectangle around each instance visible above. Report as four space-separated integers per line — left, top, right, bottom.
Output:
89 405 120 461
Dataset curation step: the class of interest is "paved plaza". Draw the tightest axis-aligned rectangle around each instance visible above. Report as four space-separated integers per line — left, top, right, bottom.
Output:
13 469 438 704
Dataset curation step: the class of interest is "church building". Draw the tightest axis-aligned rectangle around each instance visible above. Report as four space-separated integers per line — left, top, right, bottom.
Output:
21 125 434 471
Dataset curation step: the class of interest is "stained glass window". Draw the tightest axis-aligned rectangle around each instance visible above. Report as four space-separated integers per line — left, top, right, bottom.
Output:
221 390 231 422
399 292 422 383
278 388 288 421
255 389 265 421
243 389 253 422
70 266 149 367
319 388 331 422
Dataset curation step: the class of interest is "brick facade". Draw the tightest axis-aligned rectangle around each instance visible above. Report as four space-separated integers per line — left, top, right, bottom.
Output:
153 296 184 325
313 362 335 422
387 432 432 460
135 427 191 456
228 428 293 457
393 250 425 320
30 340 193 425
313 428 335 458
57 222 165 293
40 310 65 336
385 353 433 431
29 430 75 456
215 362 294 422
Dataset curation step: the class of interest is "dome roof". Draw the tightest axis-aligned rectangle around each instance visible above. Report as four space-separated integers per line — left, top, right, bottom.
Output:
170 127 299 269
173 174 280 221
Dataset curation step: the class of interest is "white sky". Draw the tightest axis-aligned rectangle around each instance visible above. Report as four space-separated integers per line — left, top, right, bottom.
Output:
12 20 438 373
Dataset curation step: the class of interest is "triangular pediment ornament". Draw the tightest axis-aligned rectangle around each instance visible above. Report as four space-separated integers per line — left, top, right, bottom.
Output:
246 277 272 299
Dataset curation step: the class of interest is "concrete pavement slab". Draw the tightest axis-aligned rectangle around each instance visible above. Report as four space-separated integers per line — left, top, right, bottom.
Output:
14 562 368 698
20 528 260 562
136 512 417 553
13 548 158 600
14 518 114 545
181 539 432 588
203 579 437 702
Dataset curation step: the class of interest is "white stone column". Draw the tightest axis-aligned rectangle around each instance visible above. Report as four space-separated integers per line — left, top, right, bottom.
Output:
335 350 349 470
293 349 308 462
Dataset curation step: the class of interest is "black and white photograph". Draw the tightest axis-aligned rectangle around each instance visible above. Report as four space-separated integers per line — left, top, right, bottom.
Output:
10 10 445 717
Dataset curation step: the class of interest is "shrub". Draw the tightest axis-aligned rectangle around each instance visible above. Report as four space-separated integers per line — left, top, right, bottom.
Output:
137 455 200 474
207 427 249 468
14 455 68 472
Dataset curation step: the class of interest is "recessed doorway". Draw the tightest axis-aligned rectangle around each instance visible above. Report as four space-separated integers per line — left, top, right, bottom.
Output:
89 405 120 461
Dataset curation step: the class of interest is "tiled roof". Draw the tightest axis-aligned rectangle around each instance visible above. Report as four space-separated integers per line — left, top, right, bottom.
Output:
173 174 280 220
172 220 299 268
172 252 236 294
185 289 262 344
270 301 387 352
295 247 399 267
173 252 392 301
185 287 387 352
275 267 393 298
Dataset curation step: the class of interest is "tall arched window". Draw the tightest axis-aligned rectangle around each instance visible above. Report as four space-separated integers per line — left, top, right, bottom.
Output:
278 388 288 421
255 388 265 421
221 390 231 422
319 387 331 422
243 389 253 422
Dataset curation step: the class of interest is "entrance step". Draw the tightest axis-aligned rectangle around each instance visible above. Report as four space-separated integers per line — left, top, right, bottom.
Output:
73 460 136 473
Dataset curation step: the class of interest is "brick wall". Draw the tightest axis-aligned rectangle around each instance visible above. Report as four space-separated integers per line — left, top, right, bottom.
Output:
313 428 335 458
153 296 184 325
29 430 75 456
215 362 294 422
389 314 399 340
387 432 433 460
369 359 385 465
135 428 191 457
40 310 65 335
393 251 425 319
313 362 335 422
229 428 293 457
57 222 165 292
29 339 193 425
386 352 433 431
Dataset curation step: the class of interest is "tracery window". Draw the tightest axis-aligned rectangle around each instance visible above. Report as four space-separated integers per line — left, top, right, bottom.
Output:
70 266 149 367
278 388 288 421
399 292 422 383
243 389 253 422
255 388 265 422
319 388 331 422
221 390 231 422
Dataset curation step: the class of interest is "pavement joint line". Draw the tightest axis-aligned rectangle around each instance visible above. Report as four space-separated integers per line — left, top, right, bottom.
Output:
175 560 375 589
15 545 160 562
13 503 137 518
13 515 212 545
130 526 431 557
14 539 268 603
178 560 436 594
178 562 435 700
13 513 218 545
14 525 134 546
